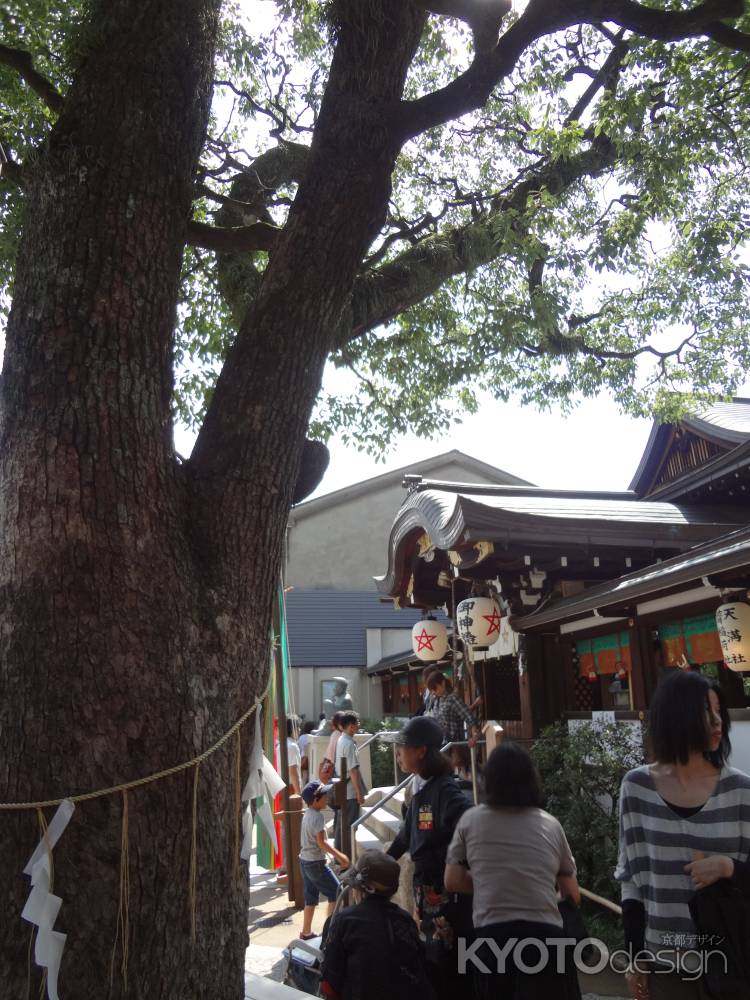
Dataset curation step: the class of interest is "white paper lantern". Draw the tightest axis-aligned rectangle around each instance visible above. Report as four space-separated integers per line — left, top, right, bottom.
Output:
716 602 750 672
411 617 448 661
456 596 503 647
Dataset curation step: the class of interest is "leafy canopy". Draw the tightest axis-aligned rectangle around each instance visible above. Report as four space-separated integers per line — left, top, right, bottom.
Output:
2 0 750 454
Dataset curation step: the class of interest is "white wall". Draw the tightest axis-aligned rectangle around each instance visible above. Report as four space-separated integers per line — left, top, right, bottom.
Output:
729 720 750 774
365 627 413 668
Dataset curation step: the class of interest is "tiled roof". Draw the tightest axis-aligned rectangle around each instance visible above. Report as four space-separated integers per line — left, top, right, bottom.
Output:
687 399 750 440
284 589 442 667
512 524 750 630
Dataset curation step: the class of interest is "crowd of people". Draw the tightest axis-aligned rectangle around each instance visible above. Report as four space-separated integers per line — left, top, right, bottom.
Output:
286 668 750 1000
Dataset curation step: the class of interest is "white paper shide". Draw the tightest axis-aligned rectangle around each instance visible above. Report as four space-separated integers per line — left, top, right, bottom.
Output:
21 798 75 1000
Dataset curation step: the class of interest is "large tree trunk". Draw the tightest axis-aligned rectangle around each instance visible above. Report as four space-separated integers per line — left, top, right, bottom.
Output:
1 1 426 997
0 2 247 996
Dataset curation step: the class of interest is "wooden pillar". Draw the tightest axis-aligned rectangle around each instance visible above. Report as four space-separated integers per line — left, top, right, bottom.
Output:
559 636 577 715
288 795 304 909
518 634 535 740
629 621 650 711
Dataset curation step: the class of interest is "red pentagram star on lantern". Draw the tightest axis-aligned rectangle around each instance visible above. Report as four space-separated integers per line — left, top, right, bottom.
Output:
483 608 502 636
415 627 438 652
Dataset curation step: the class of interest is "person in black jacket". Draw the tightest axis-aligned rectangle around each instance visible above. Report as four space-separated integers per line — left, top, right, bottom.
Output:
320 850 435 1000
386 716 474 1000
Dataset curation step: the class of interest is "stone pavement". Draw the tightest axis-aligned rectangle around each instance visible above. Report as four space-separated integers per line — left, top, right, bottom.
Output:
244 852 628 999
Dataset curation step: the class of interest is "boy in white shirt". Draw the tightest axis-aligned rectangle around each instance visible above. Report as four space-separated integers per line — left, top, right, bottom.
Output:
334 712 366 851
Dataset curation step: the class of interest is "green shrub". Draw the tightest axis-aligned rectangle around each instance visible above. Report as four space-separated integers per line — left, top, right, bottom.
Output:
531 720 645 926
359 716 404 788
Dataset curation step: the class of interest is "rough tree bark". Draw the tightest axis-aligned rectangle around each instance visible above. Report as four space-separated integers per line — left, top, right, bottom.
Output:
0 0 427 997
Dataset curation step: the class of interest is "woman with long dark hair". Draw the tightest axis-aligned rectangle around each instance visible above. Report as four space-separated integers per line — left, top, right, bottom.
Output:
444 741 581 1000
616 669 750 1000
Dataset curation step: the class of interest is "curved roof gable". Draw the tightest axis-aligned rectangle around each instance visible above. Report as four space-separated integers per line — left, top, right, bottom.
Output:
376 486 749 599
629 399 750 497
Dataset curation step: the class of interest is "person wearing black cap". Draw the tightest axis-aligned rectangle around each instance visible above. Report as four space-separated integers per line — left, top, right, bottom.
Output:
320 850 435 1000
386 716 474 1000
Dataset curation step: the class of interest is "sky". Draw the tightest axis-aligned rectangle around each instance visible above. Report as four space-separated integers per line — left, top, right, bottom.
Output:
174 393 653 496
308 396 653 496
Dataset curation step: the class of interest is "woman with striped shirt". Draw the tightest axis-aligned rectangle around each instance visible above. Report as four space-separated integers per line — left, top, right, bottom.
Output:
616 669 750 999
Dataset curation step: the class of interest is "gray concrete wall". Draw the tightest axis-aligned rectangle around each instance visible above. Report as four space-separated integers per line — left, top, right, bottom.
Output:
286 455 526 591
290 665 383 723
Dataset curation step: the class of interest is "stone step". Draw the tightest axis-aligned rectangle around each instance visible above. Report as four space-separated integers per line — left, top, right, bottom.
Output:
354 823 382 852
366 785 407 819
361 805 401 843
385 787 407 818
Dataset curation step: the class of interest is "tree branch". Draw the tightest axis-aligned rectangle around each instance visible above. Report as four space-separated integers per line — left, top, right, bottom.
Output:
396 0 744 142
705 21 750 50
0 43 64 114
186 219 280 253
564 31 628 126
521 328 698 365
344 135 617 345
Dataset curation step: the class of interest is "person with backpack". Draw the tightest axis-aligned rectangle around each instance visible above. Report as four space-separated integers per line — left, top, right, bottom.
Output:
320 850 435 1000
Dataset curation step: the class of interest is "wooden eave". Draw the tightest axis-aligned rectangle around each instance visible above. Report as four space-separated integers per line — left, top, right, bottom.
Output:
511 525 750 633
376 488 749 604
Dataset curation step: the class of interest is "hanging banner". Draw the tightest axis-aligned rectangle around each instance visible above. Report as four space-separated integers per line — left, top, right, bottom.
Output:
660 614 722 668
578 631 631 677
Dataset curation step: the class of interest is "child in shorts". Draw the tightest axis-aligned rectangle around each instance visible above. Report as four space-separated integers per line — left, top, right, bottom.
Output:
299 780 349 939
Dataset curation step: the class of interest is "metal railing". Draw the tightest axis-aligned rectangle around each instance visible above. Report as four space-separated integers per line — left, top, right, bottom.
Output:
349 739 485 859
357 730 398 754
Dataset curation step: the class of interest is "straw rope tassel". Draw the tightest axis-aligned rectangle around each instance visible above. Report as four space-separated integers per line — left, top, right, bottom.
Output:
120 790 131 991
36 809 50 1000
26 921 34 1000
189 763 201 945
109 789 131 996
233 731 242 881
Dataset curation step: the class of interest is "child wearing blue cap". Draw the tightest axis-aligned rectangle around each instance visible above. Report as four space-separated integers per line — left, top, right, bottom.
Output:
299 780 350 939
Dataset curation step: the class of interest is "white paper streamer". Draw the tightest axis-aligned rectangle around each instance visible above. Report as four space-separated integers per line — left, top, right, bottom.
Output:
261 756 286 800
21 798 75 1000
239 706 285 857
24 798 75 874
241 704 266 803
